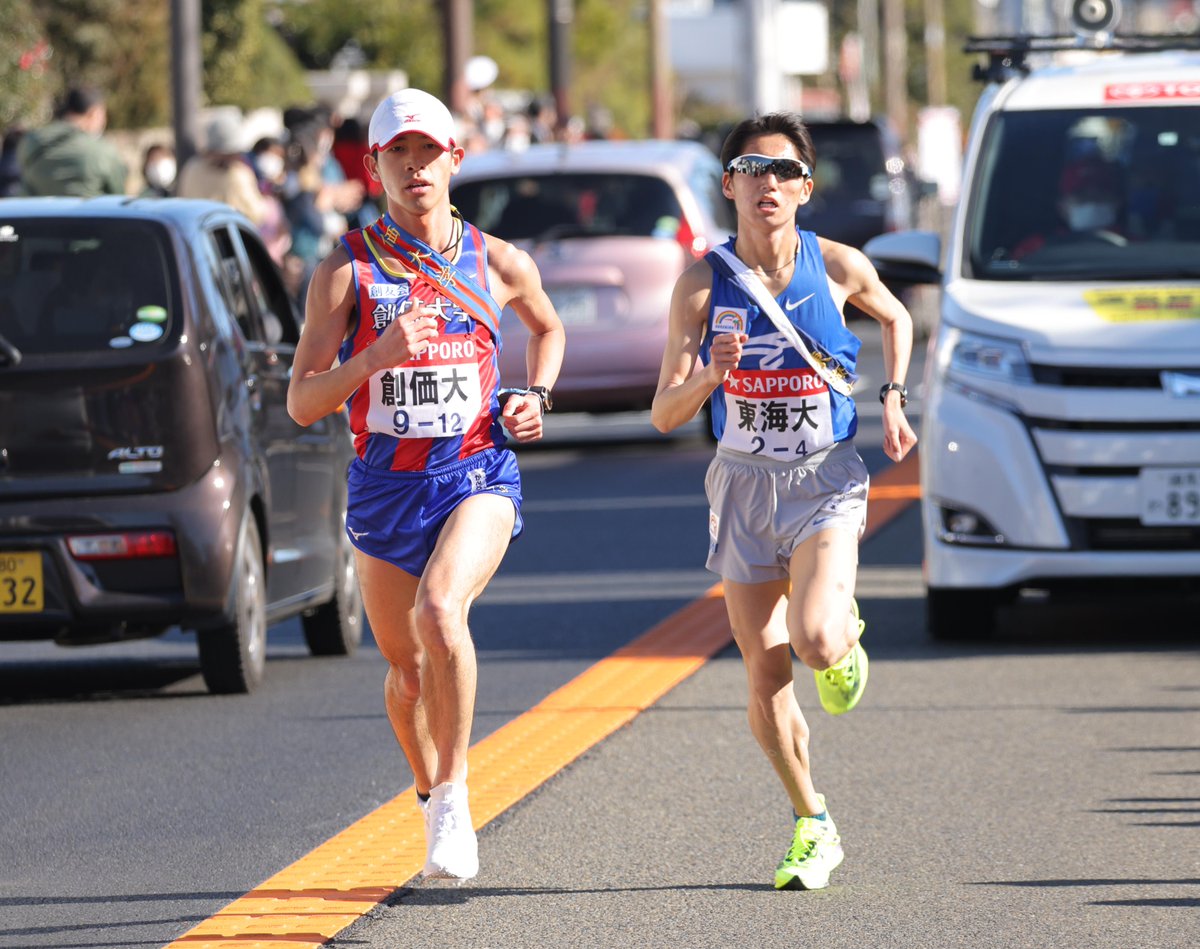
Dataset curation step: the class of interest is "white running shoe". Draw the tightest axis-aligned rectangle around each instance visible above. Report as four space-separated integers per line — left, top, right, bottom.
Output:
423 782 479 881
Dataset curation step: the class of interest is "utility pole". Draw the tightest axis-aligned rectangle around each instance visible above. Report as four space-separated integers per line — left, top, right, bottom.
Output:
649 0 673 138
170 0 201 167
548 0 573 135
856 0 880 113
745 0 781 114
883 0 908 136
924 0 946 106
442 0 472 116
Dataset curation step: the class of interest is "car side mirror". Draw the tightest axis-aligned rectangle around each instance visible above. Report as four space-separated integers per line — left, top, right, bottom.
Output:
863 230 943 286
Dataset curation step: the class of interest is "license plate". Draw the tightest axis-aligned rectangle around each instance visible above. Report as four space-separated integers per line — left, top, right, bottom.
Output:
0 551 43 612
547 287 598 326
1139 468 1200 526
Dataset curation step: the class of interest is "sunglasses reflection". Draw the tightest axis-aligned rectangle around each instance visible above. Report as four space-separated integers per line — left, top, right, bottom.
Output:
725 154 811 181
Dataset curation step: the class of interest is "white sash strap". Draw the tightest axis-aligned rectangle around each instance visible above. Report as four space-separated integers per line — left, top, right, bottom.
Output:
709 244 855 396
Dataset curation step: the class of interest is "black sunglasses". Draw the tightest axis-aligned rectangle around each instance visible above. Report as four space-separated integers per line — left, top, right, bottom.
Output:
725 153 811 181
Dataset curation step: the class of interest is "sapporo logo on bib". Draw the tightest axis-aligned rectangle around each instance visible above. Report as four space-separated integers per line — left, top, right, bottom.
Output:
720 367 834 458
365 334 482 439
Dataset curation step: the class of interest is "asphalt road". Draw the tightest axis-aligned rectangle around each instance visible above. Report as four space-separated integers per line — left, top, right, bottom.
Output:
2 331 1198 949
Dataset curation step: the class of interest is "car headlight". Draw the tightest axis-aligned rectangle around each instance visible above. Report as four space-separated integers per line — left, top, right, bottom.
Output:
945 328 1033 384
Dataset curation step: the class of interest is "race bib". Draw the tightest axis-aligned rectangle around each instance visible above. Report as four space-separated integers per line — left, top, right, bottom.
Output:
364 335 483 439
719 367 834 458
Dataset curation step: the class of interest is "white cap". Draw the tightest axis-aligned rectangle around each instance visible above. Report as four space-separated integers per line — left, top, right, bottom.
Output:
368 88 456 152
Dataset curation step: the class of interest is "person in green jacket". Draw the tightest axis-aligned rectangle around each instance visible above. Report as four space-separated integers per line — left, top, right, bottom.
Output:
17 86 128 198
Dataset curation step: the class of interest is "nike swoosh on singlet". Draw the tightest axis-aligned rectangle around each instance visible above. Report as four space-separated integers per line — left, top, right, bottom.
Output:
784 293 815 311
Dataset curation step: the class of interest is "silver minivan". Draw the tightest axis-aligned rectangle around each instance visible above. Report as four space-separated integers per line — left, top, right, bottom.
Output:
867 32 1200 638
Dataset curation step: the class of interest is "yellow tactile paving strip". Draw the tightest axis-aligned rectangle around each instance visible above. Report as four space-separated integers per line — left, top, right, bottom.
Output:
166 450 919 948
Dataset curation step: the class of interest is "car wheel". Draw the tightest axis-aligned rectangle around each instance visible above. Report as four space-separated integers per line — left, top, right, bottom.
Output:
197 516 267 694
302 522 364 656
926 587 1003 641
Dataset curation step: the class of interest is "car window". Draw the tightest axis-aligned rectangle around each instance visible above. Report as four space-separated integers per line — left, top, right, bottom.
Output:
967 106 1200 280
236 226 297 345
807 123 888 199
452 173 685 241
688 160 737 232
0 218 176 356
208 226 257 340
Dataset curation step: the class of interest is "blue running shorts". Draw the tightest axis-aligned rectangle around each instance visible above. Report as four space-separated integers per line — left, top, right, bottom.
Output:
345 448 524 577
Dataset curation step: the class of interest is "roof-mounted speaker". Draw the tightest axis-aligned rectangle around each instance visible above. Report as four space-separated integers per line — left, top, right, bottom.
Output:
1069 0 1122 39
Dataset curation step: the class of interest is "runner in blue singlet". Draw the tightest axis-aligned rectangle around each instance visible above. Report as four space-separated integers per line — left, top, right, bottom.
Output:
652 111 917 891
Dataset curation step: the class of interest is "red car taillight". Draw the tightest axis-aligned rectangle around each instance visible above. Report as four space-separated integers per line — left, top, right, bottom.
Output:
67 531 178 561
676 213 709 259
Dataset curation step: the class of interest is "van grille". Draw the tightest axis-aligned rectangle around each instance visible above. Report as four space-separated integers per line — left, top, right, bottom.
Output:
1068 518 1200 551
1031 365 1165 388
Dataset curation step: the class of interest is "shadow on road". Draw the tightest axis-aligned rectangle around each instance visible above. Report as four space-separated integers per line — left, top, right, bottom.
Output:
0 657 206 704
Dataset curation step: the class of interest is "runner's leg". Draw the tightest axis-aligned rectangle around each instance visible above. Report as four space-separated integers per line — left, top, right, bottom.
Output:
786 527 861 671
724 577 824 817
354 552 437 794
417 492 516 787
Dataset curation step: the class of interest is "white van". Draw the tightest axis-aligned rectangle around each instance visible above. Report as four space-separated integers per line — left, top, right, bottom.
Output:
865 31 1200 638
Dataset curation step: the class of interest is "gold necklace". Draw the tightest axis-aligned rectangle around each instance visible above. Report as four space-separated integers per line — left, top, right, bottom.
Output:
742 239 798 274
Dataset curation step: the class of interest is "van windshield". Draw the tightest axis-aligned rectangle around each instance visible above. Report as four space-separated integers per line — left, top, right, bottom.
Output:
968 106 1200 280
0 218 176 356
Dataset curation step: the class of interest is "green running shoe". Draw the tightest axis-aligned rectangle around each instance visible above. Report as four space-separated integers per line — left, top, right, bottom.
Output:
814 598 869 716
774 795 844 890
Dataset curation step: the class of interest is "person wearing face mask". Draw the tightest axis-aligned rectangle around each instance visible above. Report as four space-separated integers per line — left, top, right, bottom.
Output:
1013 156 1127 259
140 143 176 197
249 136 292 266
17 86 128 197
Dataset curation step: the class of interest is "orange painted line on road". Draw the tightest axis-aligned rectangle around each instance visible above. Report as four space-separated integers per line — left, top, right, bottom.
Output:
166 451 920 948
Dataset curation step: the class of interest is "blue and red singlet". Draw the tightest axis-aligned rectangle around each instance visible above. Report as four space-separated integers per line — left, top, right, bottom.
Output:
339 212 506 472
700 228 862 458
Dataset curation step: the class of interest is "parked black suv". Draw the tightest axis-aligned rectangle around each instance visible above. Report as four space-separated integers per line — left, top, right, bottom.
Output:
798 117 918 250
0 197 362 693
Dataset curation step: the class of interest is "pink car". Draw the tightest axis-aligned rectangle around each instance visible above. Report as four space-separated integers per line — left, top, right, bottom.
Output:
451 139 734 413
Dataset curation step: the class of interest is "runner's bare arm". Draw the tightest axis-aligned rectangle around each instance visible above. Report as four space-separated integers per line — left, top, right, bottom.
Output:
287 245 439 427
651 260 743 433
484 234 566 442
819 237 918 461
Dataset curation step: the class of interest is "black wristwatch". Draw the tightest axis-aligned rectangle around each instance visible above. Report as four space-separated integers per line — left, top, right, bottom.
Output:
879 382 908 408
528 385 553 413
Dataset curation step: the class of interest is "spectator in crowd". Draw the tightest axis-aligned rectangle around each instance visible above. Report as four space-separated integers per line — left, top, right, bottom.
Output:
584 104 616 141
477 96 509 150
331 115 382 219
0 127 25 197
527 95 557 145
175 112 266 226
17 86 128 197
249 136 292 266
139 143 176 197
501 112 532 153
280 106 365 302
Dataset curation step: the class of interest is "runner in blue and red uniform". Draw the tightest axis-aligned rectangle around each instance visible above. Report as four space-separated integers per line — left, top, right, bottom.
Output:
288 88 564 883
652 112 916 891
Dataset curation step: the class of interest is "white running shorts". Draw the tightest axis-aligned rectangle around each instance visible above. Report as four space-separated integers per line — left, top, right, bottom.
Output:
704 440 869 584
